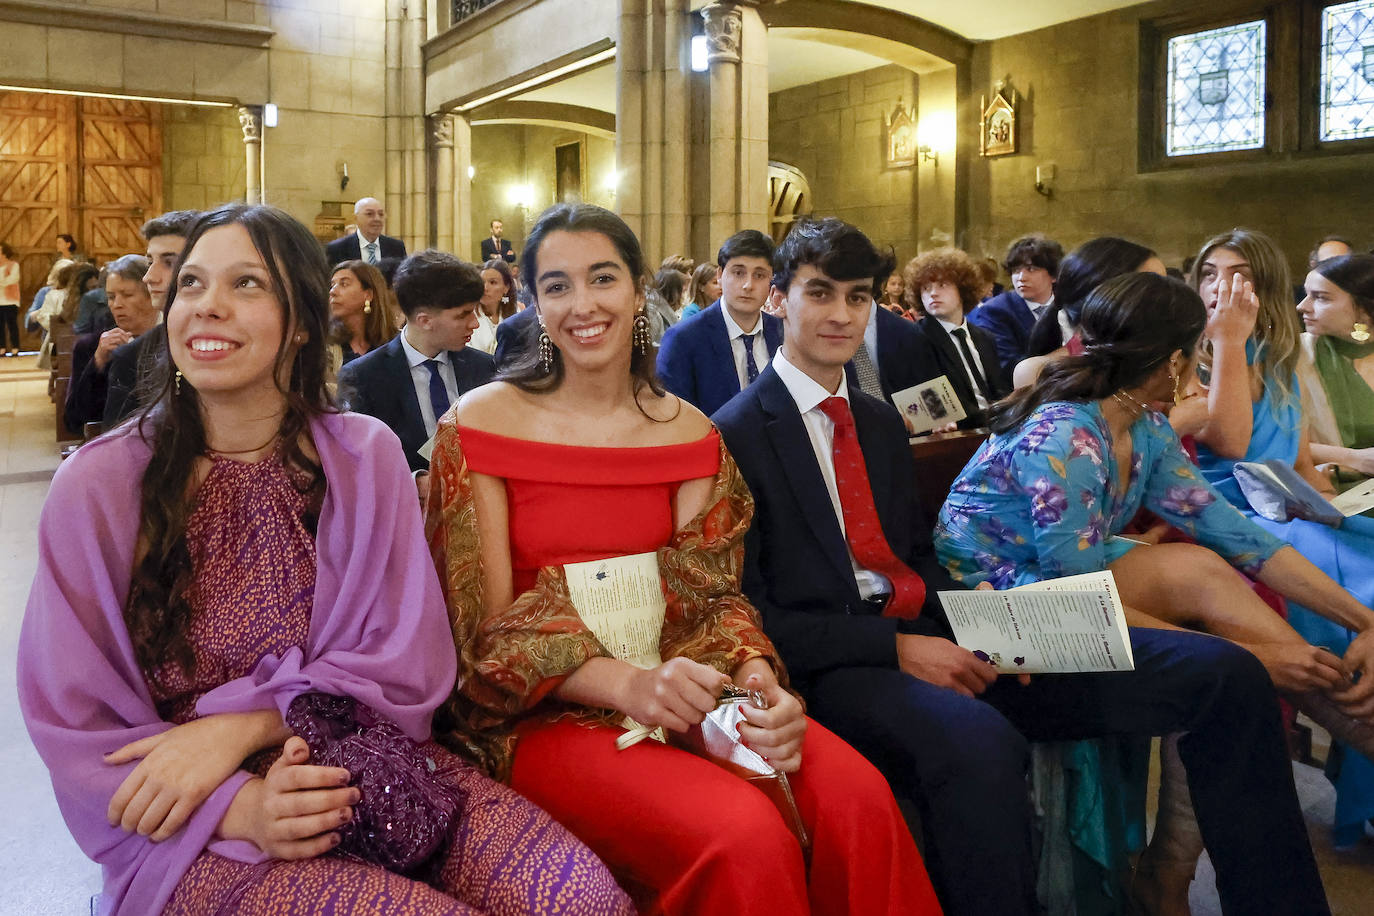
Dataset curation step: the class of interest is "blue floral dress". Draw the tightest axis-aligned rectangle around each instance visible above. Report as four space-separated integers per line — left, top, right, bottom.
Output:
936 401 1283 588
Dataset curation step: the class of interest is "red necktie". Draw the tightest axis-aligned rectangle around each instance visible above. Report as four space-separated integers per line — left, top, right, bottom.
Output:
818 396 926 619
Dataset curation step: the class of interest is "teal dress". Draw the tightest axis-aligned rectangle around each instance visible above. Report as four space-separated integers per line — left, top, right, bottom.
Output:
935 400 1285 911
1195 353 1374 847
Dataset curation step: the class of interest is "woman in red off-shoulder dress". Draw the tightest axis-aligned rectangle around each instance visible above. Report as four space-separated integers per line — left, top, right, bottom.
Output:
425 203 941 916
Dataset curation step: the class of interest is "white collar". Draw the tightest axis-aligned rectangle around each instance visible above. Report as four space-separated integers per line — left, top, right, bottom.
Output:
358 232 381 248
400 325 450 368
721 302 764 340
772 346 850 415
936 316 969 334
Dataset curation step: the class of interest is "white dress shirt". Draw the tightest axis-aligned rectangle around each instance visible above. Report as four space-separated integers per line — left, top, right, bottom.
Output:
399 326 461 437
721 303 772 391
1026 294 1055 320
937 317 991 411
357 232 382 264
469 311 498 355
772 347 890 600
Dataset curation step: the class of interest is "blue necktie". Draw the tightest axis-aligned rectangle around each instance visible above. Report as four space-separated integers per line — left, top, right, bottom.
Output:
365 241 379 264
741 332 761 384
422 359 450 424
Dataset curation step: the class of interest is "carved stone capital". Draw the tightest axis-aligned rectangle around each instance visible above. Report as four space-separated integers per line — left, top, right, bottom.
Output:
237 106 262 144
702 2 743 65
429 114 454 148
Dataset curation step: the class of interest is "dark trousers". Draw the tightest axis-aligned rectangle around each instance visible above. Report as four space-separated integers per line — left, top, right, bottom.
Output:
805 628 1328 916
0 304 19 350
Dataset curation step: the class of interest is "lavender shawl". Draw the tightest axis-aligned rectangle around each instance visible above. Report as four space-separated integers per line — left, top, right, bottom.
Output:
17 411 456 915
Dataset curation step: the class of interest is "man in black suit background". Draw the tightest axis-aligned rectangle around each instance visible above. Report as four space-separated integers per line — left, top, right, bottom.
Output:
479 218 517 264
904 248 1011 428
325 197 407 267
712 217 1327 916
339 250 494 477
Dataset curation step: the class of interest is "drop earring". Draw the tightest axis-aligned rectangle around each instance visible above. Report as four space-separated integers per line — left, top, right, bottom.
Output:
174 369 183 394
633 311 651 356
363 299 372 315
538 323 554 373
1353 322 1371 343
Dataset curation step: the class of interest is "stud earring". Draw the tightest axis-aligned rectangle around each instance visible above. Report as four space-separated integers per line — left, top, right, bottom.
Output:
1353 322 1371 343
538 323 555 373
633 311 652 356
363 299 372 315
174 368 183 394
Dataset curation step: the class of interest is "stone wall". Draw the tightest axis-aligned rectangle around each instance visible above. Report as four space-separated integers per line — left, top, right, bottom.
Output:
964 3 1374 273
769 64 927 268
469 124 616 264
162 106 246 211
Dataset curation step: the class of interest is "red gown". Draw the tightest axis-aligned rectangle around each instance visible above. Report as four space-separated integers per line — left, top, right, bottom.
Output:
433 424 942 916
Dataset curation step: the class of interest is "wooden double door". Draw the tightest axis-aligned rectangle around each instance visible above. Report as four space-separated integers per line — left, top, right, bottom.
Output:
0 91 162 345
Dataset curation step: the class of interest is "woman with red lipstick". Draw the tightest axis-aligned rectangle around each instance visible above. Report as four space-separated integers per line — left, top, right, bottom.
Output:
328 259 397 366
18 204 633 916
426 202 941 916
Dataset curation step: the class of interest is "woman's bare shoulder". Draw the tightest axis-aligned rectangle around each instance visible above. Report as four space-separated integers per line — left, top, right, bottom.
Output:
454 381 530 432
642 391 714 443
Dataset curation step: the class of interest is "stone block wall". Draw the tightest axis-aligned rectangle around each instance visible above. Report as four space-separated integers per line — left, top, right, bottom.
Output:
162 106 247 211
965 4 1374 273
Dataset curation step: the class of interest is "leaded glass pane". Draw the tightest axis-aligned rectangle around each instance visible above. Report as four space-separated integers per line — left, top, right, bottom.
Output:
1321 0 1374 141
1166 21 1266 156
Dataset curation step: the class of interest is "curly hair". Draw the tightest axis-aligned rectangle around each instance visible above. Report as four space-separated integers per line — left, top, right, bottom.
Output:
902 248 982 314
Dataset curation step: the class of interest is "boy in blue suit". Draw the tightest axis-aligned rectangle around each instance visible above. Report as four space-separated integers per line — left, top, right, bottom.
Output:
656 229 782 416
966 234 1061 376
713 217 1327 916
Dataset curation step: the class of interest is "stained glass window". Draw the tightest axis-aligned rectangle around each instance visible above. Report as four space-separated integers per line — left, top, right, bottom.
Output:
1165 21 1267 156
1321 0 1374 141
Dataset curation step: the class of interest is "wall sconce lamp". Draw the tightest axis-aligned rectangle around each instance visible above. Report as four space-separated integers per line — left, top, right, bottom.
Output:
918 145 937 165
507 183 535 211
916 112 955 168
338 161 349 192
1035 163 1056 197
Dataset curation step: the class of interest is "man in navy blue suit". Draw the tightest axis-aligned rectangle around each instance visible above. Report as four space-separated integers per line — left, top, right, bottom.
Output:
325 197 407 267
966 234 1061 377
339 250 494 475
713 217 1326 916
656 229 782 416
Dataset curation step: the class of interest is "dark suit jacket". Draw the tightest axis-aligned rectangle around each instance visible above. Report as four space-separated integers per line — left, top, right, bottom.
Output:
845 305 944 404
64 333 106 433
917 316 1011 429
480 236 516 263
493 306 539 372
325 233 407 267
657 301 782 417
713 365 960 686
966 289 1037 377
338 334 495 472
103 325 165 428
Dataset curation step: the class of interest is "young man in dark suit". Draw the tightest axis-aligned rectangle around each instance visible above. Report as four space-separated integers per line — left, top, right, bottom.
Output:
479 218 517 263
339 250 494 474
325 197 407 266
906 248 1011 428
966 233 1061 376
712 217 1327 916
656 229 782 416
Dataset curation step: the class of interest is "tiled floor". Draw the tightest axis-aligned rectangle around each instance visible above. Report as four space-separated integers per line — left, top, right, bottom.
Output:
1 354 1371 914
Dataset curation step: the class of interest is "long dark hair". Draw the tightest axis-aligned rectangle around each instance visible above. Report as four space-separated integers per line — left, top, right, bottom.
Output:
502 203 663 400
126 204 336 681
990 272 1206 434
1025 237 1155 358
481 258 519 322
1312 254 1374 325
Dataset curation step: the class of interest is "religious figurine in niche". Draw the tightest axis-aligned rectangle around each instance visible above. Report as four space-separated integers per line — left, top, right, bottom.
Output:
885 101 917 169
980 83 1018 157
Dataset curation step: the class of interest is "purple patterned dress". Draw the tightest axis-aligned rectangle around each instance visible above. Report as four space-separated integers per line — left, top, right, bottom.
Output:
154 451 633 916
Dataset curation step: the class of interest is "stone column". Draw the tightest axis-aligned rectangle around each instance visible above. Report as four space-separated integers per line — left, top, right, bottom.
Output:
431 114 455 253
238 106 262 205
385 0 427 250
451 113 473 261
703 1 769 248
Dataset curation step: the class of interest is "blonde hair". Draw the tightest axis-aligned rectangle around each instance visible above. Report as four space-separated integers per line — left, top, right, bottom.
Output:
1188 228 1301 409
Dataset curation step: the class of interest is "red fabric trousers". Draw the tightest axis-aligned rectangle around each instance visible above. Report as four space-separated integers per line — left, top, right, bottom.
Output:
510 716 942 916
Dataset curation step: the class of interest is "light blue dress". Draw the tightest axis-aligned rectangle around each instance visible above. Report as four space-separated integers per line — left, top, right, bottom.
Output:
935 399 1284 911
1195 355 1374 847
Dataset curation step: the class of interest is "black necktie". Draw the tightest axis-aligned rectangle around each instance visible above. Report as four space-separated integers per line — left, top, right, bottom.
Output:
740 332 761 384
951 327 992 402
422 359 451 424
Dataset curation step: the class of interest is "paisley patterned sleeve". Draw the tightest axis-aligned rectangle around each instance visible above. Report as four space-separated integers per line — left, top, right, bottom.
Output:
1140 420 1285 575
658 441 783 682
424 418 610 774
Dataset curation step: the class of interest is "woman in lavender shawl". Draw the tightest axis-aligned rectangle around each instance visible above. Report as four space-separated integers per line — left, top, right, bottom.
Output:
17 204 631 916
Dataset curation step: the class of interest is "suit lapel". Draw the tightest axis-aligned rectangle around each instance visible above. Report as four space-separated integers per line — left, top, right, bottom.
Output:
385 338 426 445
852 395 895 531
763 313 783 356
706 304 740 396
921 317 977 407
756 369 858 589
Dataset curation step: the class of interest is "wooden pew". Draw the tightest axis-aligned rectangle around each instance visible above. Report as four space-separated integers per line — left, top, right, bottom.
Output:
908 429 989 514
49 320 81 443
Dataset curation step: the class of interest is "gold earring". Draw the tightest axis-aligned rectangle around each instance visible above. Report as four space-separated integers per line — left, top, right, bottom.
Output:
363 300 372 315
1353 322 1371 343
174 368 183 394
537 323 554 373
633 311 651 356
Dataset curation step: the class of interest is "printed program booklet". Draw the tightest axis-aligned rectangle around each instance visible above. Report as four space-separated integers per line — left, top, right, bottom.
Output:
937 570 1135 674
892 375 967 436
